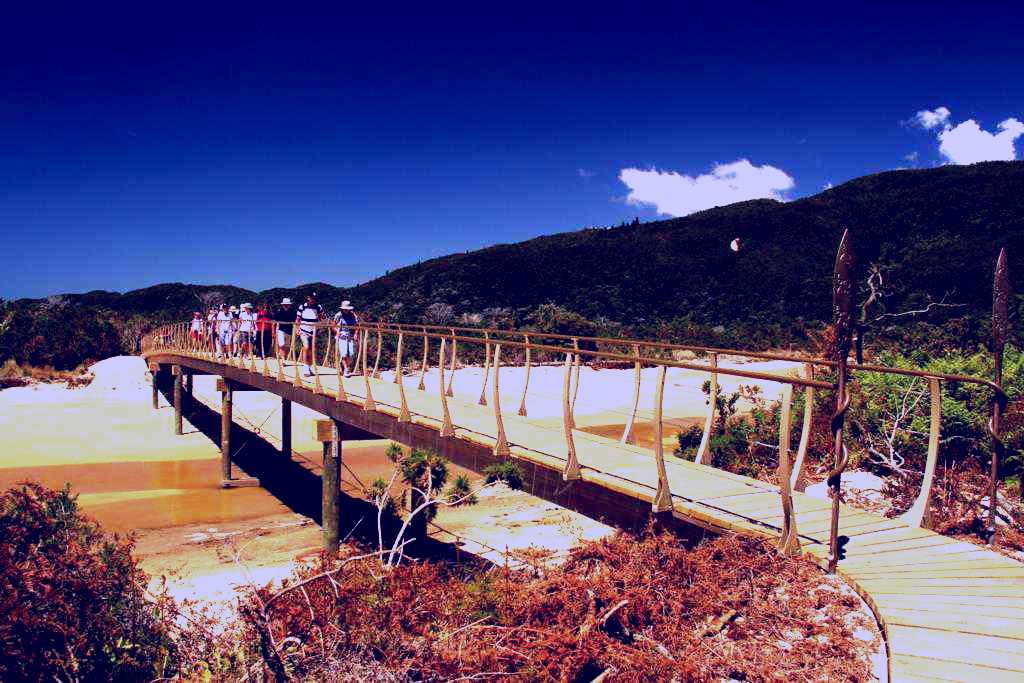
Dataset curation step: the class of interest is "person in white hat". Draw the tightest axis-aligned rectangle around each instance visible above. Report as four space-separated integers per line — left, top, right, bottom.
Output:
215 303 233 359
238 302 257 361
296 292 323 376
273 297 296 361
332 300 359 376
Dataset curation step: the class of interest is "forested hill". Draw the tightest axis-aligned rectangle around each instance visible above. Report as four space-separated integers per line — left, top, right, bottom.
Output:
3 162 1022 369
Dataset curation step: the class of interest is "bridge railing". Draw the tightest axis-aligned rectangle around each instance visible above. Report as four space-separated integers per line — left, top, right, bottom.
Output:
143 318 1008 570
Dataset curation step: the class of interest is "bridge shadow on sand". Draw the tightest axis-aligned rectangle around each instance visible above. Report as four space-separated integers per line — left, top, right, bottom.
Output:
163 385 484 566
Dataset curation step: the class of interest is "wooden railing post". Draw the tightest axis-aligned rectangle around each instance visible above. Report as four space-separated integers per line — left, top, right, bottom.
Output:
827 229 855 573
446 328 456 397
900 378 942 528
418 328 429 391
989 247 1009 543
492 344 510 456
396 332 411 422
439 339 455 437
478 332 491 406
652 365 672 512
372 324 383 378
570 337 582 417
562 353 580 481
776 384 801 556
791 363 815 492
362 330 376 411
517 334 531 417
621 344 642 444
694 352 718 465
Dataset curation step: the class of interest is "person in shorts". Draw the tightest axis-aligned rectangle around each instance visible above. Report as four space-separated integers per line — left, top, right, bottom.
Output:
273 297 295 361
238 302 257 360
256 302 272 358
189 311 203 348
332 300 359 376
215 304 233 358
296 293 323 376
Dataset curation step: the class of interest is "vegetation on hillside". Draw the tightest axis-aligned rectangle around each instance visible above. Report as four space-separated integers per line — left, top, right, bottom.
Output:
2 162 1022 369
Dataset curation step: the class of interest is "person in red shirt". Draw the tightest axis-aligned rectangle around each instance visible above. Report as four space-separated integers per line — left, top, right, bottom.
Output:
256 302 272 359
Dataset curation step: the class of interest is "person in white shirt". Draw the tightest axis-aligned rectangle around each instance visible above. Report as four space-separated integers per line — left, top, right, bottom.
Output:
238 302 257 360
332 301 359 377
189 311 203 349
206 308 218 352
215 304 234 358
296 293 323 376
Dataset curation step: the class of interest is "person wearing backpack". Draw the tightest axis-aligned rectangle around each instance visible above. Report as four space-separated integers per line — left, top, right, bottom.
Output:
332 301 359 377
296 293 323 376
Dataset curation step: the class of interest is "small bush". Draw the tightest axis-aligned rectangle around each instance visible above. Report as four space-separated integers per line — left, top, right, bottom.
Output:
0 482 178 681
483 460 524 489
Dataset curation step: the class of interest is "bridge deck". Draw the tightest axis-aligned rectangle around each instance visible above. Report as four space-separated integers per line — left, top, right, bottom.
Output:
148 353 1024 682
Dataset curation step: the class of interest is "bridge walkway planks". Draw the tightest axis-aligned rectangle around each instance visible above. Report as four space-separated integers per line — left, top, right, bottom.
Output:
149 353 1024 682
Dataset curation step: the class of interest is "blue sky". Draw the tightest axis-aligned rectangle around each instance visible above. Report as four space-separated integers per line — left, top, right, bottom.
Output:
2 3 1022 298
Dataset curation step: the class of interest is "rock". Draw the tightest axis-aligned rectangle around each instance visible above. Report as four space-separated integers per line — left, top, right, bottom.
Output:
671 349 697 361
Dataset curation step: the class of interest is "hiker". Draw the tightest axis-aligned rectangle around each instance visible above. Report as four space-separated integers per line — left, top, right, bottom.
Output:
228 305 240 356
256 302 272 359
238 302 257 360
207 308 218 353
332 300 359 376
189 311 203 348
296 292 323 376
215 304 233 358
273 297 296 361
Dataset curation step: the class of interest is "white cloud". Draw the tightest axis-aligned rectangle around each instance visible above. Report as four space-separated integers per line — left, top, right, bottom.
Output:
904 151 919 163
914 106 951 130
823 181 834 190
618 159 795 217
938 118 1024 164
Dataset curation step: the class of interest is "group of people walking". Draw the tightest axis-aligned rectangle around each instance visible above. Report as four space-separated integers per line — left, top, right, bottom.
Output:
188 293 360 377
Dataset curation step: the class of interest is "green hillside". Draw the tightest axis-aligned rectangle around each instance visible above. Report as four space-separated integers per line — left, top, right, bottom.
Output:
2 162 1021 369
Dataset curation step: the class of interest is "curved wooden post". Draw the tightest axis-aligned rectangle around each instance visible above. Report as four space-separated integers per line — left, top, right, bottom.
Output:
478 332 491 406
570 337 582 419
694 353 718 465
292 329 303 389
517 334 532 417
562 353 580 481
418 329 429 391
776 384 801 556
652 365 672 512
900 378 942 528
438 339 455 437
372 324 383 378
492 344 511 456
621 344 642 444
446 328 456 397
312 327 323 394
791 363 815 492
396 332 411 422
362 331 376 411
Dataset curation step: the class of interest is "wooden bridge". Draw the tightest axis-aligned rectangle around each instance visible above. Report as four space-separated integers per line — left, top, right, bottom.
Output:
142 240 1021 681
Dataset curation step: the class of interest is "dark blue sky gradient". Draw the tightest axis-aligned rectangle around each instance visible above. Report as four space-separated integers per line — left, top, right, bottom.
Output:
3 3 1022 297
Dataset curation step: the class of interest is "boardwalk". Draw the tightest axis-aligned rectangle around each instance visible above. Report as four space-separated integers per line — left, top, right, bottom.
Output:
144 340 1024 683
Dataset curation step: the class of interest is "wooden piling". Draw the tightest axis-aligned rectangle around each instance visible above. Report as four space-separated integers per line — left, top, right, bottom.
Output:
221 381 233 482
281 397 292 459
173 367 183 435
320 420 342 554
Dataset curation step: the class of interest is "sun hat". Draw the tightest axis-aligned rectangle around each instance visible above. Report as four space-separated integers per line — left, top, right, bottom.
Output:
281 297 292 305
230 305 238 312
220 303 228 308
242 302 252 308
340 300 354 310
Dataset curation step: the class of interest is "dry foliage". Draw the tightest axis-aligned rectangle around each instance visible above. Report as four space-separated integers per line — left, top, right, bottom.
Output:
233 532 878 682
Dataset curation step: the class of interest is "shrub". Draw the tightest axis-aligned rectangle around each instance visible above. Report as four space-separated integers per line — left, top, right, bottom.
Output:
0 482 178 681
483 460 524 489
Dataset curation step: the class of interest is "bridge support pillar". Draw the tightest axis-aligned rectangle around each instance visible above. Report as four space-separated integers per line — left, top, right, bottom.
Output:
321 419 342 554
282 398 292 459
221 381 233 481
152 376 160 409
185 373 193 396
173 366 183 435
